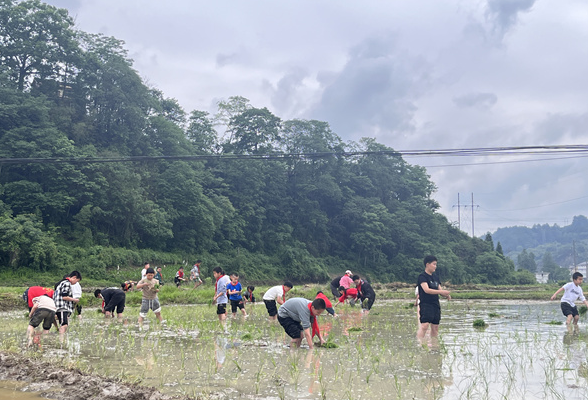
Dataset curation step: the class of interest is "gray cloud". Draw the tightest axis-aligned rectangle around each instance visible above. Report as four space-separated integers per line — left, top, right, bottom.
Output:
453 92 497 109
264 68 309 118
311 34 431 141
486 0 536 38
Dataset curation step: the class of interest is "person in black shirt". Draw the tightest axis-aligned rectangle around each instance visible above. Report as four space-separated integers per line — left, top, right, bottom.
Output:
330 276 343 300
352 275 376 313
94 286 129 319
416 255 451 340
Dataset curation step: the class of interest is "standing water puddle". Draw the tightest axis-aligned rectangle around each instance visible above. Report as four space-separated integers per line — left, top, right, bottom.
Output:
1 300 588 399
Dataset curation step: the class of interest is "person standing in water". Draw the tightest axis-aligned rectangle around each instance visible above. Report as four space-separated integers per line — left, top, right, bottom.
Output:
416 255 451 341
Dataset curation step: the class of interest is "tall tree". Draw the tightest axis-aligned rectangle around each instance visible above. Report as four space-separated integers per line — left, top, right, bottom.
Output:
186 110 218 154
227 107 281 154
0 0 78 91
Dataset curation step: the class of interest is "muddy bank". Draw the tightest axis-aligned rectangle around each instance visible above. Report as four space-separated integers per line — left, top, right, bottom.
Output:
0 351 203 400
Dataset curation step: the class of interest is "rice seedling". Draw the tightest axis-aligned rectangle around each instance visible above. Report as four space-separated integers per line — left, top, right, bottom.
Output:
473 319 487 328
2 299 588 399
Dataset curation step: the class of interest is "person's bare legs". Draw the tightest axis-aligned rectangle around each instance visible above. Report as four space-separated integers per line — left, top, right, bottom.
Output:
27 325 35 346
417 322 430 339
430 324 440 337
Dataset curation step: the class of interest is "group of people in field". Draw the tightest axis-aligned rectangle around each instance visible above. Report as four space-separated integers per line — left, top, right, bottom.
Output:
24 271 83 346
24 255 588 348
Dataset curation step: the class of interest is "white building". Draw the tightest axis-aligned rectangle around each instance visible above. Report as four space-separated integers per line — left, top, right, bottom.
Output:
535 272 549 284
567 262 588 276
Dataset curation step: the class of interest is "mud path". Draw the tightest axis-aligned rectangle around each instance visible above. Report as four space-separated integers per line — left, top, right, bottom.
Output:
0 351 201 400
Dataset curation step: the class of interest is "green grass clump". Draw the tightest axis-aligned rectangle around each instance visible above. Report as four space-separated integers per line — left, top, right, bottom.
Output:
348 327 363 332
488 312 500 318
579 306 588 315
545 320 563 325
241 333 253 340
473 319 487 328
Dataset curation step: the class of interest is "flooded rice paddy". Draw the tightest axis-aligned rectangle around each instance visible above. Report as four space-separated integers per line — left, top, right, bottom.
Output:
1 300 588 399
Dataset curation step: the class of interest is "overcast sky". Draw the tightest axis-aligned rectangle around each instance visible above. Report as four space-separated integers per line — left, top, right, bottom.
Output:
46 0 588 237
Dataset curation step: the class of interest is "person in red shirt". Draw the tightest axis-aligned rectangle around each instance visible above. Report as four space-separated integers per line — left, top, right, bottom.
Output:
174 267 185 288
335 286 358 307
25 287 54 311
315 291 336 316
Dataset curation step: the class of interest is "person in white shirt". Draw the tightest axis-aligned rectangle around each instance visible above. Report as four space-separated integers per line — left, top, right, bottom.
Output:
141 262 150 280
262 282 293 320
551 271 588 331
71 281 82 318
27 294 57 346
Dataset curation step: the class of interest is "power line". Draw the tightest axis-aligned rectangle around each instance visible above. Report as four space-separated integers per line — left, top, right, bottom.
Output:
2 145 588 165
483 195 588 212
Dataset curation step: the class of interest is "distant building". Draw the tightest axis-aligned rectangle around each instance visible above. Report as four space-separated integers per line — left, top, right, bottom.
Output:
567 262 588 276
535 273 549 284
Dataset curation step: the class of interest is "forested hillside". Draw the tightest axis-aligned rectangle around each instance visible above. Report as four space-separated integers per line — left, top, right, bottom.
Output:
492 215 588 279
0 0 532 285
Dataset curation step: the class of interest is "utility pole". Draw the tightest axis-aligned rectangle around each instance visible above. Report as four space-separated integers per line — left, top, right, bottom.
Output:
453 192 479 237
471 192 475 238
452 193 461 230
573 240 577 272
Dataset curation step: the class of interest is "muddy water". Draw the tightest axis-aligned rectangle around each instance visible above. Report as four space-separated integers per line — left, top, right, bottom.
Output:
0 381 44 399
2 300 588 399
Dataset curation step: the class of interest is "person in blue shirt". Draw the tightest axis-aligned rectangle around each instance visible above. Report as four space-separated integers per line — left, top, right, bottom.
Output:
226 273 247 318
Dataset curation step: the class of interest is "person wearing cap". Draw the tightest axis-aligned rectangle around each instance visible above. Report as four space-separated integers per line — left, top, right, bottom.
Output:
339 270 354 289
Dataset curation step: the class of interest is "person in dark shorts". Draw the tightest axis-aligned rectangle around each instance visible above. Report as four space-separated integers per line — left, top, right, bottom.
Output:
416 256 451 341
330 276 343 300
95 285 131 319
262 282 293 320
226 273 247 318
27 294 58 346
277 297 326 349
551 272 588 331
53 271 82 334
352 275 376 314
213 267 231 329
243 286 256 303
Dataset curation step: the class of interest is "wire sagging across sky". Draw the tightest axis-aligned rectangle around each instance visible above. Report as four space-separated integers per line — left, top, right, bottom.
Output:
1 145 588 166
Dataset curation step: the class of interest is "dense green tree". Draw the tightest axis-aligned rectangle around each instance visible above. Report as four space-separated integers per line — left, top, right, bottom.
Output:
496 241 504 255
0 212 57 270
187 110 218 153
517 249 537 272
226 107 281 154
484 232 494 251
0 0 78 91
541 251 559 273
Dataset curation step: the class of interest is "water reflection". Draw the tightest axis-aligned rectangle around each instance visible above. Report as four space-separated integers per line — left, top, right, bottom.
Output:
3 301 588 399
